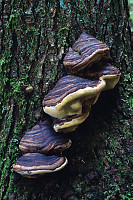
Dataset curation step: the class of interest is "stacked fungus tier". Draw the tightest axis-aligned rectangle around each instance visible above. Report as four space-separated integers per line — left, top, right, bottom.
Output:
13 121 71 177
63 31 110 74
19 121 72 154
13 153 68 178
42 75 106 133
13 31 121 178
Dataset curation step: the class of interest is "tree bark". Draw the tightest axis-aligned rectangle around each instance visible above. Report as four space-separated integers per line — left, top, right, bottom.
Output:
0 0 132 199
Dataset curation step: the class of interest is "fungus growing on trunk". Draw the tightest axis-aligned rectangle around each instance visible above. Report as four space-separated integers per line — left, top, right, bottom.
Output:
43 75 106 132
13 153 68 178
19 120 72 154
63 31 110 74
78 63 121 90
13 30 121 178
52 111 91 133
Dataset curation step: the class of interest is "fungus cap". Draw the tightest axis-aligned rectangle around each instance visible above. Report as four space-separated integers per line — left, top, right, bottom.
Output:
53 107 91 133
79 63 121 90
98 63 121 90
42 75 106 119
13 153 68 178
63 31 110 74
19 120 72 154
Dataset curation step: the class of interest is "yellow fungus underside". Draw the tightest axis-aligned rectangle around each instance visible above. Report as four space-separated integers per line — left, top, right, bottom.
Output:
43 80 106 119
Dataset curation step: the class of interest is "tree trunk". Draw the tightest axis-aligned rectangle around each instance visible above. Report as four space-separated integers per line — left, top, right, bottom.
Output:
0 0 132 199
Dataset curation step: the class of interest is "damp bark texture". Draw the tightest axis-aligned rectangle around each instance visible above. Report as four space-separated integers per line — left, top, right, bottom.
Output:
0 0 132 199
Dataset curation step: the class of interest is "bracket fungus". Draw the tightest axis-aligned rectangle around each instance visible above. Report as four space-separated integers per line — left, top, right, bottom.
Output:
43 75 106 132
13 30 121 178
78 63 121 90
13 153 68 178
19 120 72 154
90 63 121 90
52 112 91 133
63 31 110 74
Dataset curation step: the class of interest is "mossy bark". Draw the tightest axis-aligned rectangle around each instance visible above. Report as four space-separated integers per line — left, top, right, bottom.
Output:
0 0 132 199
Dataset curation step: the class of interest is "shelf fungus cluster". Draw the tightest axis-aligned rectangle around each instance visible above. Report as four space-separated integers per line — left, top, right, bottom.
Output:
13 31 121 178
43 31 121 133
42 75 106 133
13 121 71 178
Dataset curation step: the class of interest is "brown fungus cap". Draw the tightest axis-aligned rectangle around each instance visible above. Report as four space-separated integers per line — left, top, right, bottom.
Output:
78 63 121 90
63 31 110 74
96 63 121 90
42 75 106 132
13 153 68 178
19 120 72 154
